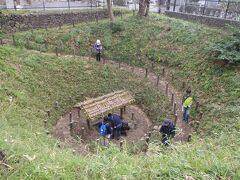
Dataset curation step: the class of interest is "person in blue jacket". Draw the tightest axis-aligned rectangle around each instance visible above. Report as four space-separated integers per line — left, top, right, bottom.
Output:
108 113 123 140
98 116 112 137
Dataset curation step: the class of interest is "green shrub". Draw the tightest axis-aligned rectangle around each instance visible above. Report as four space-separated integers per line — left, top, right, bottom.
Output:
208 32 240 65
111 21 125 33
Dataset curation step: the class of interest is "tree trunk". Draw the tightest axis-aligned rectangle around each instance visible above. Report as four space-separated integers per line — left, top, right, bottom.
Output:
145 0 150 16
138 0 146 16
107 0 114 21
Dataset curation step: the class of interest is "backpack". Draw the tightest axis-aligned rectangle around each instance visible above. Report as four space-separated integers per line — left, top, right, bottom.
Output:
99 122 107 136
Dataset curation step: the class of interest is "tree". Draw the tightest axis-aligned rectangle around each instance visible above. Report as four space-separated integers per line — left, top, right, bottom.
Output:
139 0 146 16
107 0 114 21
138 0 150 16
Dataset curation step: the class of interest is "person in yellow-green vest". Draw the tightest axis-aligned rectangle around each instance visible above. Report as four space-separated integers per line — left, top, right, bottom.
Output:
182 88 193 123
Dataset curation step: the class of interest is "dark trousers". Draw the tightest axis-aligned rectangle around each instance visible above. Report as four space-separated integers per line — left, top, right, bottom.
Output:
96 53 101 62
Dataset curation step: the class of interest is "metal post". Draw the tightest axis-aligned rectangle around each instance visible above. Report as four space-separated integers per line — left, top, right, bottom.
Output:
224 0 230 19
13 0 17 11
202 0 207 15
67 0 70 10
118 61 121 69
43 0 46 11
158 0 161 13
173 0 177 12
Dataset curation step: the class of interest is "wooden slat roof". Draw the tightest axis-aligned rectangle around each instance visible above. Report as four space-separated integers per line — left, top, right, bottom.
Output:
74 90 134 120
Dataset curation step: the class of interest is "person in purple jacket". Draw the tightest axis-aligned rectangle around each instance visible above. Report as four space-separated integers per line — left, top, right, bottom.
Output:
93 39 103 62
108 113 123 140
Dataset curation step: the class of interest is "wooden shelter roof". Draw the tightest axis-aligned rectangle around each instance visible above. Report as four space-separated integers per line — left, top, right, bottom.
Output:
74 90 134 121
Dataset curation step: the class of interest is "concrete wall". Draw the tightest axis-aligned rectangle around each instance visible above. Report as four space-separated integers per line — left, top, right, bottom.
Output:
0 10 122 32
165 11 240 27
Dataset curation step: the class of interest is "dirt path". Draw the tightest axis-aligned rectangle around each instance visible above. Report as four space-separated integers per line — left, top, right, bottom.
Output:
54 105 152 153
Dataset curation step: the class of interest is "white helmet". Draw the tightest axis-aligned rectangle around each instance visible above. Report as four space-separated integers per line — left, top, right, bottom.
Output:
96 39 101 45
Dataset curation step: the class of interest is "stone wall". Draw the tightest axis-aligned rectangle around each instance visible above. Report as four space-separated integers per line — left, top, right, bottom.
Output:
165 11 240 27
0 10 122 32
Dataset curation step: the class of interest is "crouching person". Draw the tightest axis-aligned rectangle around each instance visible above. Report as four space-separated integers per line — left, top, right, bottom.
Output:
99 116 112 145
159 119 176 145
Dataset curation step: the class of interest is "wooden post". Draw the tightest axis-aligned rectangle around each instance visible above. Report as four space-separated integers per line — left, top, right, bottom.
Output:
120 140 123 151
44 119 47 128
123 106 126 112
165 83 168 95
55 101 59 108
78 108 81 118
12 34 16 46
171 93 174 105
156 75 160 86
55 47 59 57
81 127 85 137
72 19 75 27
96 138 99 145
131 113 134 120
69 121 73 136
146 136 150 144
73 46 76 59
173 102 176 114
134 121 137 129
131 66 134 73
69 112 72 122
58 22 62 29
103 136 106 146
120 108 123 119
148 132 152 138
145 68 148 78
118 61 121 69
196 101 199 111
162 68 165 77
199 112 203 120
44 40 48 50
182 82 186 89
187 134 192 142
44 23 48 31
151 62 154 70
86 119 90 130
47 110 50 117
174 114 177 125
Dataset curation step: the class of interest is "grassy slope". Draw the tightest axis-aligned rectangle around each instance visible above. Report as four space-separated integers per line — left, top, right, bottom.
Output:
0 46 239 179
